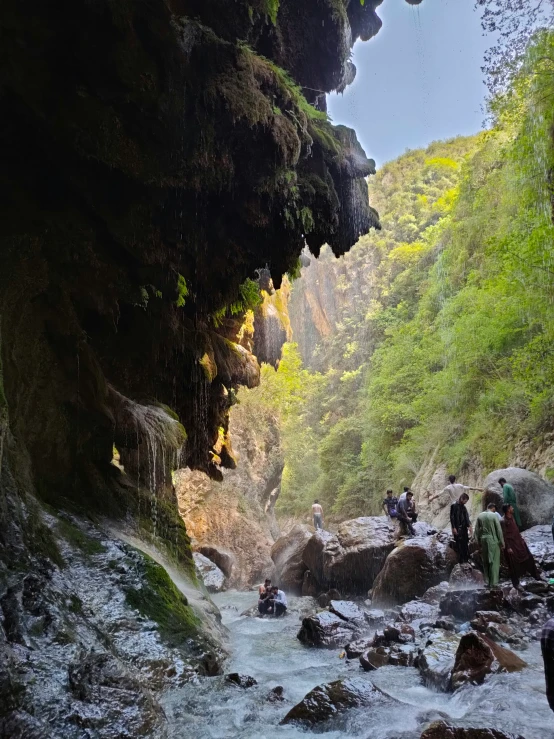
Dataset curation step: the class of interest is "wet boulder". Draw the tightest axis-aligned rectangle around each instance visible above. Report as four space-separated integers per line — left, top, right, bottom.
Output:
345 637 375 659
317 589 342 607
280 678 390 726
449 564 485 589
417 629 461 691
483 467 554 531
301 570 319 597
400 599 440 627
372 533 456 607
439 588 504 622
302 518 396 594
193 553 226 593
420 722 525 739
226 673 257 688
329 600 366 626
359 647 390 670
297 611 358 647
196 546 236 580
266 686 285 702
271 524 312 594
523 525 554 571
451 632 526 691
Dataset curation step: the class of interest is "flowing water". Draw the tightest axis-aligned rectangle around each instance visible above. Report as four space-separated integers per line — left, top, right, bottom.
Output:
162 591 554 739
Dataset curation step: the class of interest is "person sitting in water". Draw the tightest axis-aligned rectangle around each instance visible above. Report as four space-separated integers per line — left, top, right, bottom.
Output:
271 586 287 617
257 579 272 615
259 578 271 597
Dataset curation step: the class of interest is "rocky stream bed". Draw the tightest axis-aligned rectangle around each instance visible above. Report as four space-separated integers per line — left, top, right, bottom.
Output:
161 588 554 739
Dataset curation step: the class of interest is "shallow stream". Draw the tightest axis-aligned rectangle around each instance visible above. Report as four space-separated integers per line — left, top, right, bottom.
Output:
163 591 554 739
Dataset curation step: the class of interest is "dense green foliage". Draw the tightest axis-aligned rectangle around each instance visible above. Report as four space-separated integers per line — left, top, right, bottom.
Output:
241 32 554 519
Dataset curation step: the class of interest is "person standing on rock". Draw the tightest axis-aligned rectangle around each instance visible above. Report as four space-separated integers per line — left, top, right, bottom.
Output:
475 503 505 588
541 617 554 713
500 503 540 590
499 477 522 529
450 493 472 564
430 475 482 505
382 490 399 519
312 500 324 530
397 491 416 536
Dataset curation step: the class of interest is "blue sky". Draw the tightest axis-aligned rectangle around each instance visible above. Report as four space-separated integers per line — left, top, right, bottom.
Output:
328 0 492 166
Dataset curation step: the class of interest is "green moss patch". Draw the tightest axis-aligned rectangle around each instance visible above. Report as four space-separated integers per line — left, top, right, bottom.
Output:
125 555 200 646
56 519 107 556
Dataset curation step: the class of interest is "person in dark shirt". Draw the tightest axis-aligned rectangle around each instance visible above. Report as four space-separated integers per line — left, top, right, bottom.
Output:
397 492 416 536
541 618 554 713
382 490 399 519
450 493 472 564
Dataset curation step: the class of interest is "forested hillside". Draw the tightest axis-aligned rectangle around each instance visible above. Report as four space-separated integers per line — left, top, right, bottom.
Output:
238 31 554 520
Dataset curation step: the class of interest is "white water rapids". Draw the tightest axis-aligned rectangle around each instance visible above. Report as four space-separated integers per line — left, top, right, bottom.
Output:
161 591 554 739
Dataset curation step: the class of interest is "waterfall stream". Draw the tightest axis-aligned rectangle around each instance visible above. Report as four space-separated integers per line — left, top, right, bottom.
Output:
161 591 554 739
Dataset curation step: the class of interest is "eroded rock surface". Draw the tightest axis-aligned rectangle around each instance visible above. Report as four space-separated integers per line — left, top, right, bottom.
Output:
372 533 456 606
271 524 312 594
302 517 396 594
193 553 226 593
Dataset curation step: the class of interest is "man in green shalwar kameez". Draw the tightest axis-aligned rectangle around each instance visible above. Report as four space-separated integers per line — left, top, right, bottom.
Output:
475 503 505 588
499 477 522 529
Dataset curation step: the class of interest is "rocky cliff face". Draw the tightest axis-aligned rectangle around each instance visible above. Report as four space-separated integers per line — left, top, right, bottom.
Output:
175 400 284 588
0 1 418 732
1 0 381 507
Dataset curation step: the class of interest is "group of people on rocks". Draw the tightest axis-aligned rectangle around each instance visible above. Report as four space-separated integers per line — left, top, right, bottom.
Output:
382 488 419 535
444 474 537 590
257 579 287 617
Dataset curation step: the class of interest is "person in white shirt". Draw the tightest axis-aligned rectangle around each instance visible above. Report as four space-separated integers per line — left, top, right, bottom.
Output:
312 500 323 530
429 475 482 504
271 586 287 617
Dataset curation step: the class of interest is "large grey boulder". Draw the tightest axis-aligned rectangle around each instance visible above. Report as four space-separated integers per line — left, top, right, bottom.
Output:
193 552 226 592
372 533 456 607
270 524 312 594
483 467 554 530
302 517 396 594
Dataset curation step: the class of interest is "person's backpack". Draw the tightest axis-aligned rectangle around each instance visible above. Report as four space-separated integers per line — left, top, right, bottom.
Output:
389 507 398 518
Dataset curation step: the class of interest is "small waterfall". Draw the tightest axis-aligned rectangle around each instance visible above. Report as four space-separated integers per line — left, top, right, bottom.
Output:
110 386 186 512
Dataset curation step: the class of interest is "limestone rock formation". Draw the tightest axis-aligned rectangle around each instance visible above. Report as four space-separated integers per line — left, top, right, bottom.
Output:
0 510 226 737
271 524 312 594
176 402 284 588
372 532 456 607
483 468 554 530
193 552 226 593
302 517 396 594
281 678 391 726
